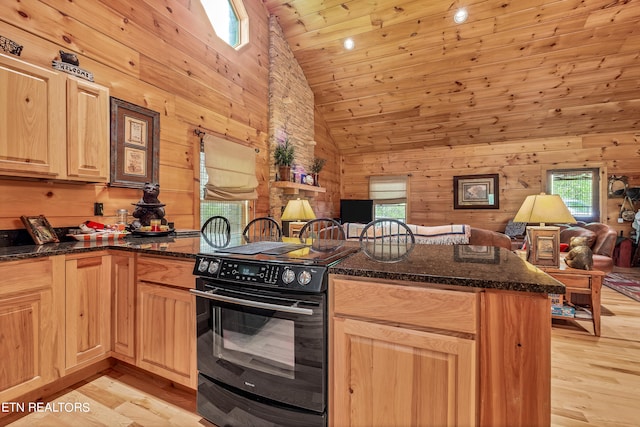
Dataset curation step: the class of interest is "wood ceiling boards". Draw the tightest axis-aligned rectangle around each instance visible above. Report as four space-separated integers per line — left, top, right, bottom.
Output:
263 0 640 154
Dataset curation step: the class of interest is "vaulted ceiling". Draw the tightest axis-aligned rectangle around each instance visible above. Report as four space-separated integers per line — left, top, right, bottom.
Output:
263 0 640 155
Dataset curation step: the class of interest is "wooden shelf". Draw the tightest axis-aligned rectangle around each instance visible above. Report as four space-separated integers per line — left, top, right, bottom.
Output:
272 181 326 195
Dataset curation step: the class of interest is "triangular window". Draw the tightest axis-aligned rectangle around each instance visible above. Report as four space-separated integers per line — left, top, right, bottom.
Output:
201 0 247 49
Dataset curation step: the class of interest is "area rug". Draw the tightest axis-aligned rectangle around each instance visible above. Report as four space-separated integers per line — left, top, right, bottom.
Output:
603 272 640 303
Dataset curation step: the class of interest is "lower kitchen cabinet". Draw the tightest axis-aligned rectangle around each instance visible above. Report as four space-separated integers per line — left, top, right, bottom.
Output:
330 277 477 427
65 252 112 371
111 253 136 363
330 276 552 427
0 256 65 402
136 256 197 389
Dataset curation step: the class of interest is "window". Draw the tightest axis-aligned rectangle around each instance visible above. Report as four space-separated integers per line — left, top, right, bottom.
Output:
200 152 248 234
547 168 600 222
201 0 247 48
369 175 408 222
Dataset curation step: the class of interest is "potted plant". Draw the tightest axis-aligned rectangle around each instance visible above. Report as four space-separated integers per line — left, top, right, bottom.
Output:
274 137 295 181
310 157 326 186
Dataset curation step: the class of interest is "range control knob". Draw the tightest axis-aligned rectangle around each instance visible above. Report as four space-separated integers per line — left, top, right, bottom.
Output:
298 270 312 286
197 259 209 272
208 261 220 274
282 269 296 284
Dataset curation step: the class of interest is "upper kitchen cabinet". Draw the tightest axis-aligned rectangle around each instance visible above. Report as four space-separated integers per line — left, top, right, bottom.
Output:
0 53 109 182
0 53 66 179
65 76 109 182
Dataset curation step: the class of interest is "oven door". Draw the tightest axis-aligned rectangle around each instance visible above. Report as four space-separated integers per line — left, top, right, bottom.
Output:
192 278 326 413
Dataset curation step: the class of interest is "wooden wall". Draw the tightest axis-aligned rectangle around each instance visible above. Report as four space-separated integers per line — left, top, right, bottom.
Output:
0 0 272 230
342 132 640 236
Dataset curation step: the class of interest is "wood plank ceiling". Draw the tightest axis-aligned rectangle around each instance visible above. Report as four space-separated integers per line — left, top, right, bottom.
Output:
263 0 640 155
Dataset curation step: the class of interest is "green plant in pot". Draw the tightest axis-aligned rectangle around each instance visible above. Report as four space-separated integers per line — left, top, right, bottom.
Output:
274 137 295 181
310 157 326 186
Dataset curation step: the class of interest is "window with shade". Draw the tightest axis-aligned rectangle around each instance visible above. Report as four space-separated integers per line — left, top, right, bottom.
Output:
199 134 258 233
369 175 408 222
546 168 600 223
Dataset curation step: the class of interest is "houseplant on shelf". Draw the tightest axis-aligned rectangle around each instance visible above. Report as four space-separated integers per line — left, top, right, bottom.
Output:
274 137 295 181
310 157 326 186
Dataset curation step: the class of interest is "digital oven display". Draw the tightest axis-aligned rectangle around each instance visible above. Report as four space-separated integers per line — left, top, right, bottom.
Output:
239 264 260 277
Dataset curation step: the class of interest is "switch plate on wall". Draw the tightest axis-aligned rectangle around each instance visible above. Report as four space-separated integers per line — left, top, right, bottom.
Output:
94 202 104 216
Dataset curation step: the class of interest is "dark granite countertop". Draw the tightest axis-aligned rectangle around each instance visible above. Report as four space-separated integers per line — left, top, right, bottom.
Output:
0 235 205 262
0 235 564 295
329 244 565 294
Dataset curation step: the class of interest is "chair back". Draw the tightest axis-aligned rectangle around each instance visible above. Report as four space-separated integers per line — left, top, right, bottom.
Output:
359 219 415 262
201 216 231 247
243 217 282 243
299 218 345 251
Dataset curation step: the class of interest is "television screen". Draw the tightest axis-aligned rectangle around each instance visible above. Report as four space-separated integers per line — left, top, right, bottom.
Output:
340 199 373 224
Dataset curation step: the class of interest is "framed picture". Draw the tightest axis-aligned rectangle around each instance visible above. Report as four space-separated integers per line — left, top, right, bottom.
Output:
526 226 560 267
454 245 500 264
453 174 499 209
109 97 159 188
20 215 59 244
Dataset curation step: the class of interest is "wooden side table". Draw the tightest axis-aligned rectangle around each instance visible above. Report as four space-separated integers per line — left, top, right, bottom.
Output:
539 263 604 336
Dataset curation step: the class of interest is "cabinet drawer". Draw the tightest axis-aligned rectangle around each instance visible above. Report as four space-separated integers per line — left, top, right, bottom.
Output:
552 273 590 289
0 258 53 295
331 278 478 334
137 256 194 289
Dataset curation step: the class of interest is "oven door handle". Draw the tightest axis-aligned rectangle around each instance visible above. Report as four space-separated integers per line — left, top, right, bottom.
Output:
189 289 314 316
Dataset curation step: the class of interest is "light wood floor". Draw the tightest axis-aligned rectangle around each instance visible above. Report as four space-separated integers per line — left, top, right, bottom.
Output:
5 268 640 427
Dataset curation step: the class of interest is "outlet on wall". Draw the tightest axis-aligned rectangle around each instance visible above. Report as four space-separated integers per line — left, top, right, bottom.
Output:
94 202 104 216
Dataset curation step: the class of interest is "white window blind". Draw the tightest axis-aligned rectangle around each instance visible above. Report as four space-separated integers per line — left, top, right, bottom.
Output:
369 175 407 202
203 134 258 201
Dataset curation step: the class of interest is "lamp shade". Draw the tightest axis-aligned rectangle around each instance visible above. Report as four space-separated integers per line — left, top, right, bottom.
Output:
513 193 577 225
281 198 316 221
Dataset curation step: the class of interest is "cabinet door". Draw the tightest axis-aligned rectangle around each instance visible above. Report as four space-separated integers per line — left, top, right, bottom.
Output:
65 254 111 370
66 76 109 181
0 256 64 402
332 317 476 427
112 254 136 362
136 282 196 389
0 53 65 178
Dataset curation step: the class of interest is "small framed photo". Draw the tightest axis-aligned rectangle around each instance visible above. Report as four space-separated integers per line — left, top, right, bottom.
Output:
526 226 560 267
453 174 499 209
20 215 59 245
109 97 159 188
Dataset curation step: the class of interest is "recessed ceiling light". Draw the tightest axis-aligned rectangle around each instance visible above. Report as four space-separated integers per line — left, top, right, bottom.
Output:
454 8 468 24
343 38 355 50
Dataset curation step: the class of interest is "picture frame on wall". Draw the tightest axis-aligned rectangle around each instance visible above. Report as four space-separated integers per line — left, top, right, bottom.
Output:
20 215 59 245
109 97 159 188
453 173 499 209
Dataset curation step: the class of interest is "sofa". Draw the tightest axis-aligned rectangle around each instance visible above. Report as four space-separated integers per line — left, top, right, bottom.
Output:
342 223 513 250
558 222 617 273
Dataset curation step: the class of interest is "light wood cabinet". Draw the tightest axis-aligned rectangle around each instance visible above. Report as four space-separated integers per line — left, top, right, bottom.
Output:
136 256 196 389
65 76 110 181
0 53 66 179
0 256 65 402
0 53 109 182
65 252 112 371
330 277 552 427
330 277 477 427
111 253 136 362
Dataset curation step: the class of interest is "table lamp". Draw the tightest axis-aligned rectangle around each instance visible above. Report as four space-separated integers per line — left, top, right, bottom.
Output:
513 193 576 267
281 198 316 237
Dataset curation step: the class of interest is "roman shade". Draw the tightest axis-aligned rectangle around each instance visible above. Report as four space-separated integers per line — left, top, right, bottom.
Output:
203 134 258 201
369 175 407 202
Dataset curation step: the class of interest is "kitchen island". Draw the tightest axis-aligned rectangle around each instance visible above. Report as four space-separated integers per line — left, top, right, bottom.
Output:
329 244 563 427
0 237 562 426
